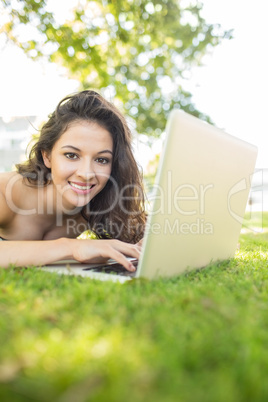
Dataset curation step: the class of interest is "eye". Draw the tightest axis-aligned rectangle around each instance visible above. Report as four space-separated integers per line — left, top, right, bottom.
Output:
64 152 79 160
96 157 110 165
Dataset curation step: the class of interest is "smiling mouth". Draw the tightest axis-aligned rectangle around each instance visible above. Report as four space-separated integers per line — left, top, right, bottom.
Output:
68 182 95 191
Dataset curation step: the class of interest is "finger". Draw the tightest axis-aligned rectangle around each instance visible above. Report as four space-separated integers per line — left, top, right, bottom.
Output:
136 238 143 247
110 240 141 259
123 244 141 259
135 241 143 252
106 247 137 272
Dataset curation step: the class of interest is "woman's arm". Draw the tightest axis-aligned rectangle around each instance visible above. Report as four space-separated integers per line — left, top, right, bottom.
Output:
0 178 141 271
0 237 140 271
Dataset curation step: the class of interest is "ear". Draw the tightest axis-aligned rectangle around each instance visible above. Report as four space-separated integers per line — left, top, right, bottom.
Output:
41 150 51 169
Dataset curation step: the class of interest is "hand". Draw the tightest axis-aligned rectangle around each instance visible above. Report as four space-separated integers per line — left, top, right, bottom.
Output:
71 239 142 272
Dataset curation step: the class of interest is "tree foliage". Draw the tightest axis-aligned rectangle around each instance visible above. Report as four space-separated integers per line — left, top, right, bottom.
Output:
1 0 232 135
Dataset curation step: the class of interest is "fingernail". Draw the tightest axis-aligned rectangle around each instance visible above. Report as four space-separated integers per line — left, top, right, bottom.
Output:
129 263 136 271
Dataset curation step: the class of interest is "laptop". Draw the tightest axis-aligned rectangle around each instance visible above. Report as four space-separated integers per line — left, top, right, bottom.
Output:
40 110 258 283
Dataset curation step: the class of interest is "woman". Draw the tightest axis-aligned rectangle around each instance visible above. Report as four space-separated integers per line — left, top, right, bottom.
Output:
0 90 146 271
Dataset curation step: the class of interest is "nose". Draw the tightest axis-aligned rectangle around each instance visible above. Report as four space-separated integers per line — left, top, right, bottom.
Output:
84 171 96 180
77 157 96 181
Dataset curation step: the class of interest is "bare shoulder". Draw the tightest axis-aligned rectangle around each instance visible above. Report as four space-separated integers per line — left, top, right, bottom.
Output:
0 172 18 225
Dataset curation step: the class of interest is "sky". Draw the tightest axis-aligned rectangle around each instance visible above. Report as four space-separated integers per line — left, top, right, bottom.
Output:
0 0 267 169
192 0 268 169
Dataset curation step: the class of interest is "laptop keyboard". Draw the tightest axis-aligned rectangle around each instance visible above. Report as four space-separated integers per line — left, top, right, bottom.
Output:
82 259 138 277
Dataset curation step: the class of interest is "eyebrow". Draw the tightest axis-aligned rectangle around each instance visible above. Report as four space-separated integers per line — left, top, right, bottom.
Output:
61 145 113 155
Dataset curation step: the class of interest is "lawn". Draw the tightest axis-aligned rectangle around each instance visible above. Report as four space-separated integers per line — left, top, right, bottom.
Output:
0 213 267 402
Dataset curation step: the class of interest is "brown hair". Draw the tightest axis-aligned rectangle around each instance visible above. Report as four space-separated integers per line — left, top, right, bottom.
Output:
16 90 146 243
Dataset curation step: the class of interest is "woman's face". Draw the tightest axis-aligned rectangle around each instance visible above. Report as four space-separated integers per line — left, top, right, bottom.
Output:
42 120 113 212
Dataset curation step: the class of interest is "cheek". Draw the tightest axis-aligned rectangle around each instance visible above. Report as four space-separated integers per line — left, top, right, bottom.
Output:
50 160 74 180
97 166 112 185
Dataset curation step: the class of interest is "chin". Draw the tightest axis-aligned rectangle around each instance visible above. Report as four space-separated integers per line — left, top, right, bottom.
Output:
61 194 91 211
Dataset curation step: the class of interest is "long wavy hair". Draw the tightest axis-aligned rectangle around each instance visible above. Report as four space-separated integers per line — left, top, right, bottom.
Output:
16 90 146 243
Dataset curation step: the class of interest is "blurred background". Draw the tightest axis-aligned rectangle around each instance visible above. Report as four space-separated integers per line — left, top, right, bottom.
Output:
0 0 267 212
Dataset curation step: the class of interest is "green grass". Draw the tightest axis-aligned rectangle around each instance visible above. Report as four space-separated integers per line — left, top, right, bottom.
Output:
0 213 268 402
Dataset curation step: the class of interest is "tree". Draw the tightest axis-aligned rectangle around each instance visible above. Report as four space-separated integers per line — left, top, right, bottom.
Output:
1 0 232 135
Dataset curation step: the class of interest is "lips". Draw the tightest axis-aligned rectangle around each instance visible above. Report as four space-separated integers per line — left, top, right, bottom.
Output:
68 181 95 194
